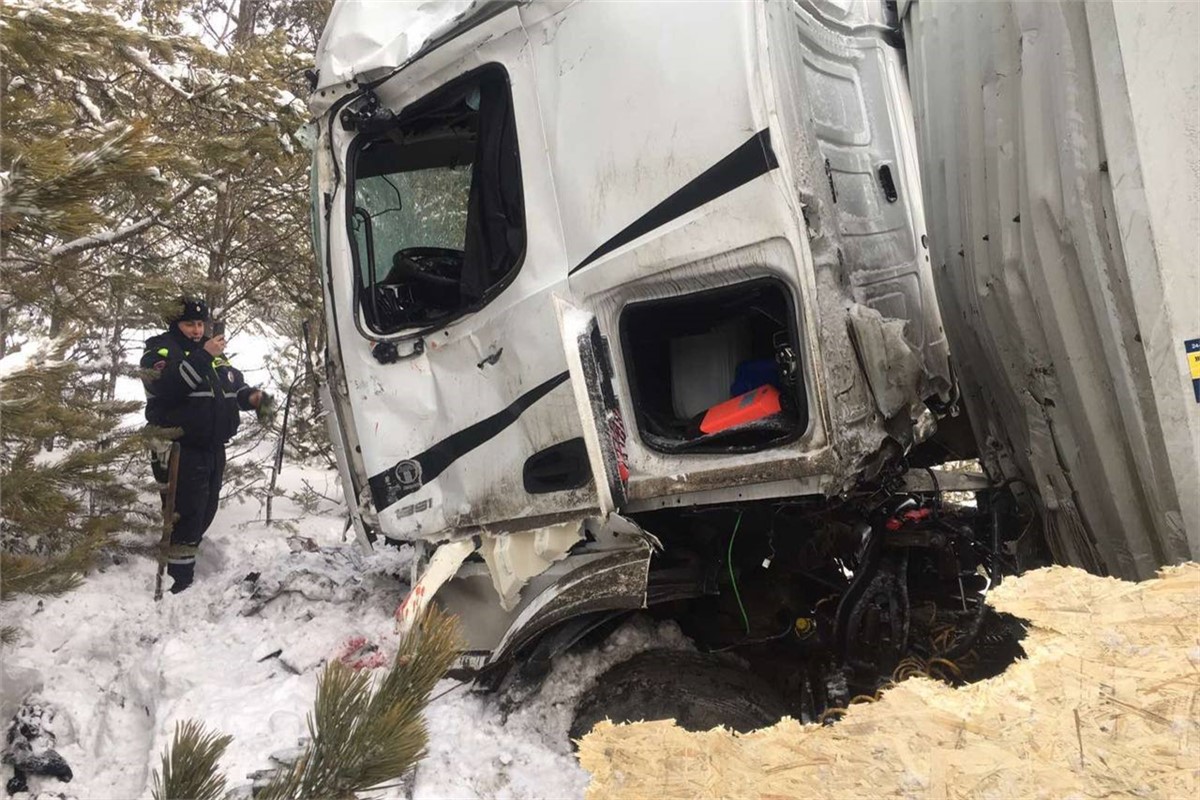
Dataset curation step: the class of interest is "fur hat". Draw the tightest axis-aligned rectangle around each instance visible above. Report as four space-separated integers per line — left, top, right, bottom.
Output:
174 297 210 323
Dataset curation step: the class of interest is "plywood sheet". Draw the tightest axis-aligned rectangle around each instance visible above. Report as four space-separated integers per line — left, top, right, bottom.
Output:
579 564 1200 799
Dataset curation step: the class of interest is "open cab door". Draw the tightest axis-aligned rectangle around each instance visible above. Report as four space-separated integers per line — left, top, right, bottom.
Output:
553 297 629 517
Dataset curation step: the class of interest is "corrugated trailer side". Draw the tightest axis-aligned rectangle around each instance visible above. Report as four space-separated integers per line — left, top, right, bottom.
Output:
901 0 1199 578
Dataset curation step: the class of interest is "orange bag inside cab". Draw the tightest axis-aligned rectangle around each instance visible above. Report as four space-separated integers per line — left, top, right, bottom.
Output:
699 384 782 435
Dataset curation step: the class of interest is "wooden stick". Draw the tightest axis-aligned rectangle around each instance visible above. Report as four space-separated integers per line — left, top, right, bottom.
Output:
154 442 181 601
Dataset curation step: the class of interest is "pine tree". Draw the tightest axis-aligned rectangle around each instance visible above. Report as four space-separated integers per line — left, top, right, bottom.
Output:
260 610 461 799
0 0 325 612
2 1 195 610
202 0 333 503
0 339 152 601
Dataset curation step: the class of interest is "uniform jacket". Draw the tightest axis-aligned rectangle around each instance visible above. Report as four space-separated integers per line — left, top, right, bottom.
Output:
141 327 256 448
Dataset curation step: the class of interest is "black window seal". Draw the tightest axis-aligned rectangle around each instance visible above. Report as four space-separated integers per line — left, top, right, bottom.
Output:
343 63 526 344
351 207 381 326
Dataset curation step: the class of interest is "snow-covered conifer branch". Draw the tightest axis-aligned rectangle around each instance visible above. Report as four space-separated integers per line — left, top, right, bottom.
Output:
118 45 194 101
46 177 217 261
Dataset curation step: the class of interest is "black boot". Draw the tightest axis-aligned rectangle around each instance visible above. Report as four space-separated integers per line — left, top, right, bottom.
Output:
167 560 195 593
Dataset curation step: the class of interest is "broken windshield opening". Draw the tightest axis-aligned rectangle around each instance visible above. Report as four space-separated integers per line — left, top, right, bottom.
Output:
348 66 524 334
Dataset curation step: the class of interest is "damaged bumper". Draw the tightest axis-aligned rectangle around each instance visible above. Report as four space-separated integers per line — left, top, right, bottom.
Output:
397 515 658 673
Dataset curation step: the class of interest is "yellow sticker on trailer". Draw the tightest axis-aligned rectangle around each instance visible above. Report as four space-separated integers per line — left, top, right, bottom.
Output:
1187 338 1200 402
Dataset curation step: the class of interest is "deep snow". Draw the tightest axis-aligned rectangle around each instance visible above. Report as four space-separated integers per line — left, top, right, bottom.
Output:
1 457 690 799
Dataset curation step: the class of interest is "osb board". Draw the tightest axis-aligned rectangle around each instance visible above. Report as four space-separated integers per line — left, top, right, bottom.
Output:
579 564 1200 799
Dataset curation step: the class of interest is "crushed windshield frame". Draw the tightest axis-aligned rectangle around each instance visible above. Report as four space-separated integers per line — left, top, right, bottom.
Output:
345 64 525 338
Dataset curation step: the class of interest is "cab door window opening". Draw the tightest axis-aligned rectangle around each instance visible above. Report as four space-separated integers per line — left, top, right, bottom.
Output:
347 66 525 335
619 279 809 454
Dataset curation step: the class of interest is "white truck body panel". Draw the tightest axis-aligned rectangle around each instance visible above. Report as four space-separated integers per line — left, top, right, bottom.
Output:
312 0 951 550
902 0 1199 578
312 0 499 100
308 0 1199 666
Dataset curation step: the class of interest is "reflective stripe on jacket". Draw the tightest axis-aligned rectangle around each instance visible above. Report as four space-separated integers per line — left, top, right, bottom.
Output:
140 328 255 447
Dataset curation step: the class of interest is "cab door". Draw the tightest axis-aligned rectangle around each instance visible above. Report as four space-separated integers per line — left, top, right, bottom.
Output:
553 298 629 516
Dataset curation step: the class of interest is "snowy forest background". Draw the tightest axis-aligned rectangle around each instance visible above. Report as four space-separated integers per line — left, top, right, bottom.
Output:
1 4 635 796
1 0 333 609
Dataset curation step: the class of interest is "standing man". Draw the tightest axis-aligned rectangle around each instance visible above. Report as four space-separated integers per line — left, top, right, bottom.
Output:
141 297 273 593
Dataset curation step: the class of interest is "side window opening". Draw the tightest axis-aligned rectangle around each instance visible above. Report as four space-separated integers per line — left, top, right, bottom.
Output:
349 66 525 334
620 280 809 454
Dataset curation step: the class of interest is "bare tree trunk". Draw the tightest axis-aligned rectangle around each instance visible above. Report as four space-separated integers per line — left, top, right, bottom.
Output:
43 295 64 453
104 292 125 403
47 292 63 339
0 304 8 360
234 0 260 46
206 181 231 317
301 319 319 398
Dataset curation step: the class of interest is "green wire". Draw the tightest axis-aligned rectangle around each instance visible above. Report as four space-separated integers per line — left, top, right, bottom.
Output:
727 511 751 635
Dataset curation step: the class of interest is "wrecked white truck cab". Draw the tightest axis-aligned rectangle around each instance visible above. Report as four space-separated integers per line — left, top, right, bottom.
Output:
309 0 960 682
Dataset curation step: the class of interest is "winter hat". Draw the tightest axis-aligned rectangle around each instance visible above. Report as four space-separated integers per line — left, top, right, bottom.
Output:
174 297 210 323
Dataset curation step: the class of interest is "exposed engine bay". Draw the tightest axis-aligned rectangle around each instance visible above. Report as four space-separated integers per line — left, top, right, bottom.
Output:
471 466 1031 727
645 489 1025 720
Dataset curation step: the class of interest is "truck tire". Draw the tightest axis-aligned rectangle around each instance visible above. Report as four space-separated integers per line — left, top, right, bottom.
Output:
569 649 788 743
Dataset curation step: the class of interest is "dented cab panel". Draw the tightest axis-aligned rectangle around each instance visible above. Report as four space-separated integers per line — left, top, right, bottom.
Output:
311 0 951 558
321 11 597 542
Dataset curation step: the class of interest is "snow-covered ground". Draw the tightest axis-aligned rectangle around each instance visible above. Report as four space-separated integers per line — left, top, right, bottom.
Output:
2 456 690 799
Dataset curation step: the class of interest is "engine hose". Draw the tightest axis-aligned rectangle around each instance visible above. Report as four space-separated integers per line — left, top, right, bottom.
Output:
727 511 751 635
942 496 1003 660
941 597 989 661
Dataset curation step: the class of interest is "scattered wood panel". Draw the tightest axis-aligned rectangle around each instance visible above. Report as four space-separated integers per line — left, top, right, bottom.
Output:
579 563 1200 799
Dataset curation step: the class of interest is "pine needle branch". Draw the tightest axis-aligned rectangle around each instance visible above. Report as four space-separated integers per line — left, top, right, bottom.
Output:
260 609 461 800
0 539 108 601
151 720 233 800
47 178 213 260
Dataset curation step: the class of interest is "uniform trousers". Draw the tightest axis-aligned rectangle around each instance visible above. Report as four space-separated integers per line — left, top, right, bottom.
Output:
152 445 226 592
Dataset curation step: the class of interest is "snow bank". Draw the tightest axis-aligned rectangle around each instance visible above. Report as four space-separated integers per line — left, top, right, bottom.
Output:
2 457 688 799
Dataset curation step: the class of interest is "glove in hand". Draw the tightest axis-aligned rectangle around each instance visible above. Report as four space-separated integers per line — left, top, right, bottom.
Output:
144 425 181 462
256 391 277 426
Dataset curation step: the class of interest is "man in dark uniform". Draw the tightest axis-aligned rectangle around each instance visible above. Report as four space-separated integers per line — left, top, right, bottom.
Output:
140 297 273 593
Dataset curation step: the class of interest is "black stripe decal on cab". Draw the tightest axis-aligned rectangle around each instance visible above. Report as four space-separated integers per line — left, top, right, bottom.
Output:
369 371 570 512
569 129 780 276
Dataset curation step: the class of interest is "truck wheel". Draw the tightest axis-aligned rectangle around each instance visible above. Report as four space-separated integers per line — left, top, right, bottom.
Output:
569 649 788 743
